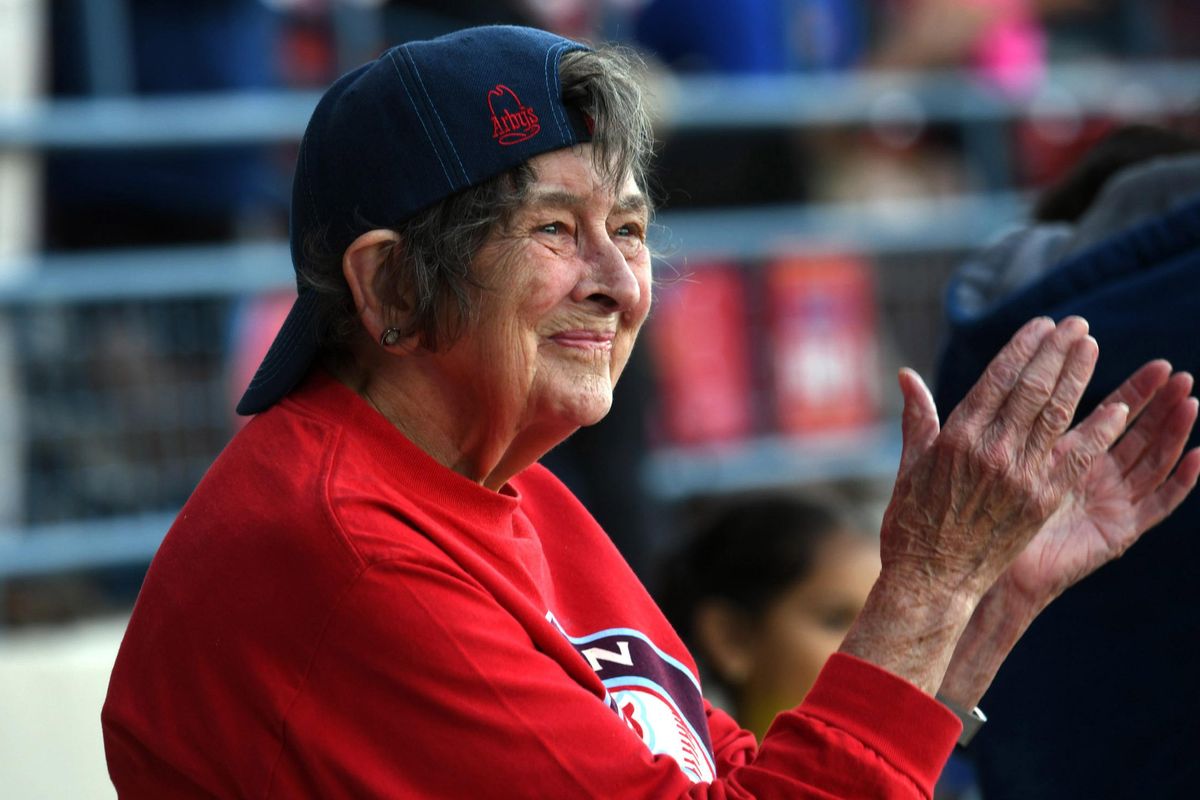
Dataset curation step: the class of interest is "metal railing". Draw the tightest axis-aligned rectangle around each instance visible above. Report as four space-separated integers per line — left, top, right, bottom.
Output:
0 63 1195 598
3 62 1199 148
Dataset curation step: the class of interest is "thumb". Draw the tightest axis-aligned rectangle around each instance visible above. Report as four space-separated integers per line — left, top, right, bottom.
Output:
898 367 940 474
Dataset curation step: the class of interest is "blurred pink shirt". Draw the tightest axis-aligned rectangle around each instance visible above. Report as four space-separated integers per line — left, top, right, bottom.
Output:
971 0 1046 95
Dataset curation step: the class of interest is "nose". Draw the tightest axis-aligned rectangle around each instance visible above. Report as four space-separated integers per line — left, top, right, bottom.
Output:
572 232 643 314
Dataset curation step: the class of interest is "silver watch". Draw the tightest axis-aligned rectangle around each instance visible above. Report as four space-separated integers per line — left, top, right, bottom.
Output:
936 694 987 747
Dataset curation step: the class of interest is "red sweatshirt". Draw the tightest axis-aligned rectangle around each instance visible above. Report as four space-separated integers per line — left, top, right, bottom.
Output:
102 370 959 798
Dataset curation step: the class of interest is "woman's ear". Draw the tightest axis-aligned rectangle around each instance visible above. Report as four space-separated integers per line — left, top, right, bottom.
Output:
342 229 403 346
693 600 758 687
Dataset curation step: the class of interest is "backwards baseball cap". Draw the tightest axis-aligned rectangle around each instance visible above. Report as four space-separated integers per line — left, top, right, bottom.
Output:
236 25 592 415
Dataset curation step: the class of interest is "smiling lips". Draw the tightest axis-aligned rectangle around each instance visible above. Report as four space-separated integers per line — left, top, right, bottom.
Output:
549 330 615 351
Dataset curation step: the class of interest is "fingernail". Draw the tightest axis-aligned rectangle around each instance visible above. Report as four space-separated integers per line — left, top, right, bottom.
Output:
1061 316 1089 334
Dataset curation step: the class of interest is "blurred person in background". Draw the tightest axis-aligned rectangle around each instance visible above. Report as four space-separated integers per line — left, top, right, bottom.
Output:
102 25 1199 798
936 124 1200 800
630 0 1114 214
634 0 1063 81
658 492 981 799
953 124 1200 310
657 492 880 740
629 0 1043 216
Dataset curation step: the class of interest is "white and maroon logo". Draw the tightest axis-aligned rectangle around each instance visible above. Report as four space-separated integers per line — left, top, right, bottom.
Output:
547 613 717 784
488 84 541 146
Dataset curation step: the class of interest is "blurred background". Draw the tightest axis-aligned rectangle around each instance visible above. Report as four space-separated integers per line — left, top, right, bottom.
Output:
0 0 1197 797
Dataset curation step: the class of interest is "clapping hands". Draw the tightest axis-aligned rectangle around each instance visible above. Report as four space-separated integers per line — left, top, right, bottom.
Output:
843 315 1198 702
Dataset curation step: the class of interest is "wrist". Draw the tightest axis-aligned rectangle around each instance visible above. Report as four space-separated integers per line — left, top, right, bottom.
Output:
839 570 980 696
938 575 1038 708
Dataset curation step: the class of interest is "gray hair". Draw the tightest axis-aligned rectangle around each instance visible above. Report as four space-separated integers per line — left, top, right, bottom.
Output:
300 43 654 358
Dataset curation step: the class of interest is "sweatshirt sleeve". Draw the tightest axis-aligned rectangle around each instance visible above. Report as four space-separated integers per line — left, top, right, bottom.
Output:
730 654 962 798
706 701 758 775
267 559 961 799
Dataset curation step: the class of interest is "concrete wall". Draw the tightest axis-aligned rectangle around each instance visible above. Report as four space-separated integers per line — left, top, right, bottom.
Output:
0 617 124 799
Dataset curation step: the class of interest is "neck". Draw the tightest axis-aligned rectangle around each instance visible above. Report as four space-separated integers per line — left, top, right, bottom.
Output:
331 356 575 492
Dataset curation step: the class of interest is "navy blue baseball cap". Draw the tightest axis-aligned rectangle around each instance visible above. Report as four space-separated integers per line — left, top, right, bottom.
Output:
237 25 593 415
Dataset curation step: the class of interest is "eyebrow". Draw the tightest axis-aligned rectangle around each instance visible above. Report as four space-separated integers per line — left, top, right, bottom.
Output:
616 193 650 215
525 189 649 216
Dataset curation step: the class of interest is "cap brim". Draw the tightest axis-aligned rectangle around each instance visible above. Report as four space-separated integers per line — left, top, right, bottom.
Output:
235 290 321 416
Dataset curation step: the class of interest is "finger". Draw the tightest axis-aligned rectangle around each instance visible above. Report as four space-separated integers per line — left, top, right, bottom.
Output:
944 316 1056 434
1111 372 1194 479
897 367 940 475
1096 359 1173 422
1049 401 1129 491
1122 395 1198 500
991 316 1091 445
1134 446 1200 533
1023 334 1099 459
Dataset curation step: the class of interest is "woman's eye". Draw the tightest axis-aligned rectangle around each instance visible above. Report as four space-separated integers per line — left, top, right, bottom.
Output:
539 222 565 235
613 223 646 254
614 222 645 240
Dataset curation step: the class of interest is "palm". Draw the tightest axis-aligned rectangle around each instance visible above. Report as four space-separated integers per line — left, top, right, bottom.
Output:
1003 365 1199 608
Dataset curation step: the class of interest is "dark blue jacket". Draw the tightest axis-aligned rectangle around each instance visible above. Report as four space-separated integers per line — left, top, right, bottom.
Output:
935 193 1200 799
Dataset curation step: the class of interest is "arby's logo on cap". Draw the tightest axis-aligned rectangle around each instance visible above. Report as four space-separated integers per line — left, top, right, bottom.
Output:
488 84 541 145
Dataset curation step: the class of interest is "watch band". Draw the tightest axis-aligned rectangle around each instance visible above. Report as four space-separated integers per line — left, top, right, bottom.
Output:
936 694 987 747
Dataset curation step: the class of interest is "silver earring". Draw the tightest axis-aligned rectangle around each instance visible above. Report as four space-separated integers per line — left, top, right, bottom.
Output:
379 327 402 347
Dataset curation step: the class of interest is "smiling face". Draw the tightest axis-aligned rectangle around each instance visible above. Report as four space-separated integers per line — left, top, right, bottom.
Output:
427 145 653 440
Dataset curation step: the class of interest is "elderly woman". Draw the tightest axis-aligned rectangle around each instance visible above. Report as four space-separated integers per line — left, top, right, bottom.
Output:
102 26 1198 799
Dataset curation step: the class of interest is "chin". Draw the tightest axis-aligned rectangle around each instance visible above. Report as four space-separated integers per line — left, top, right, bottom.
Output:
575 404 613 428
554 384 614 429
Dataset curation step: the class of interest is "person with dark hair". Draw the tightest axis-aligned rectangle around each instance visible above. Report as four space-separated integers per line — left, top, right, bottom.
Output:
659 493 879 740
101 27 1197 798
936 125 1200 799
951 124 1200 315
1031 124 1200 224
